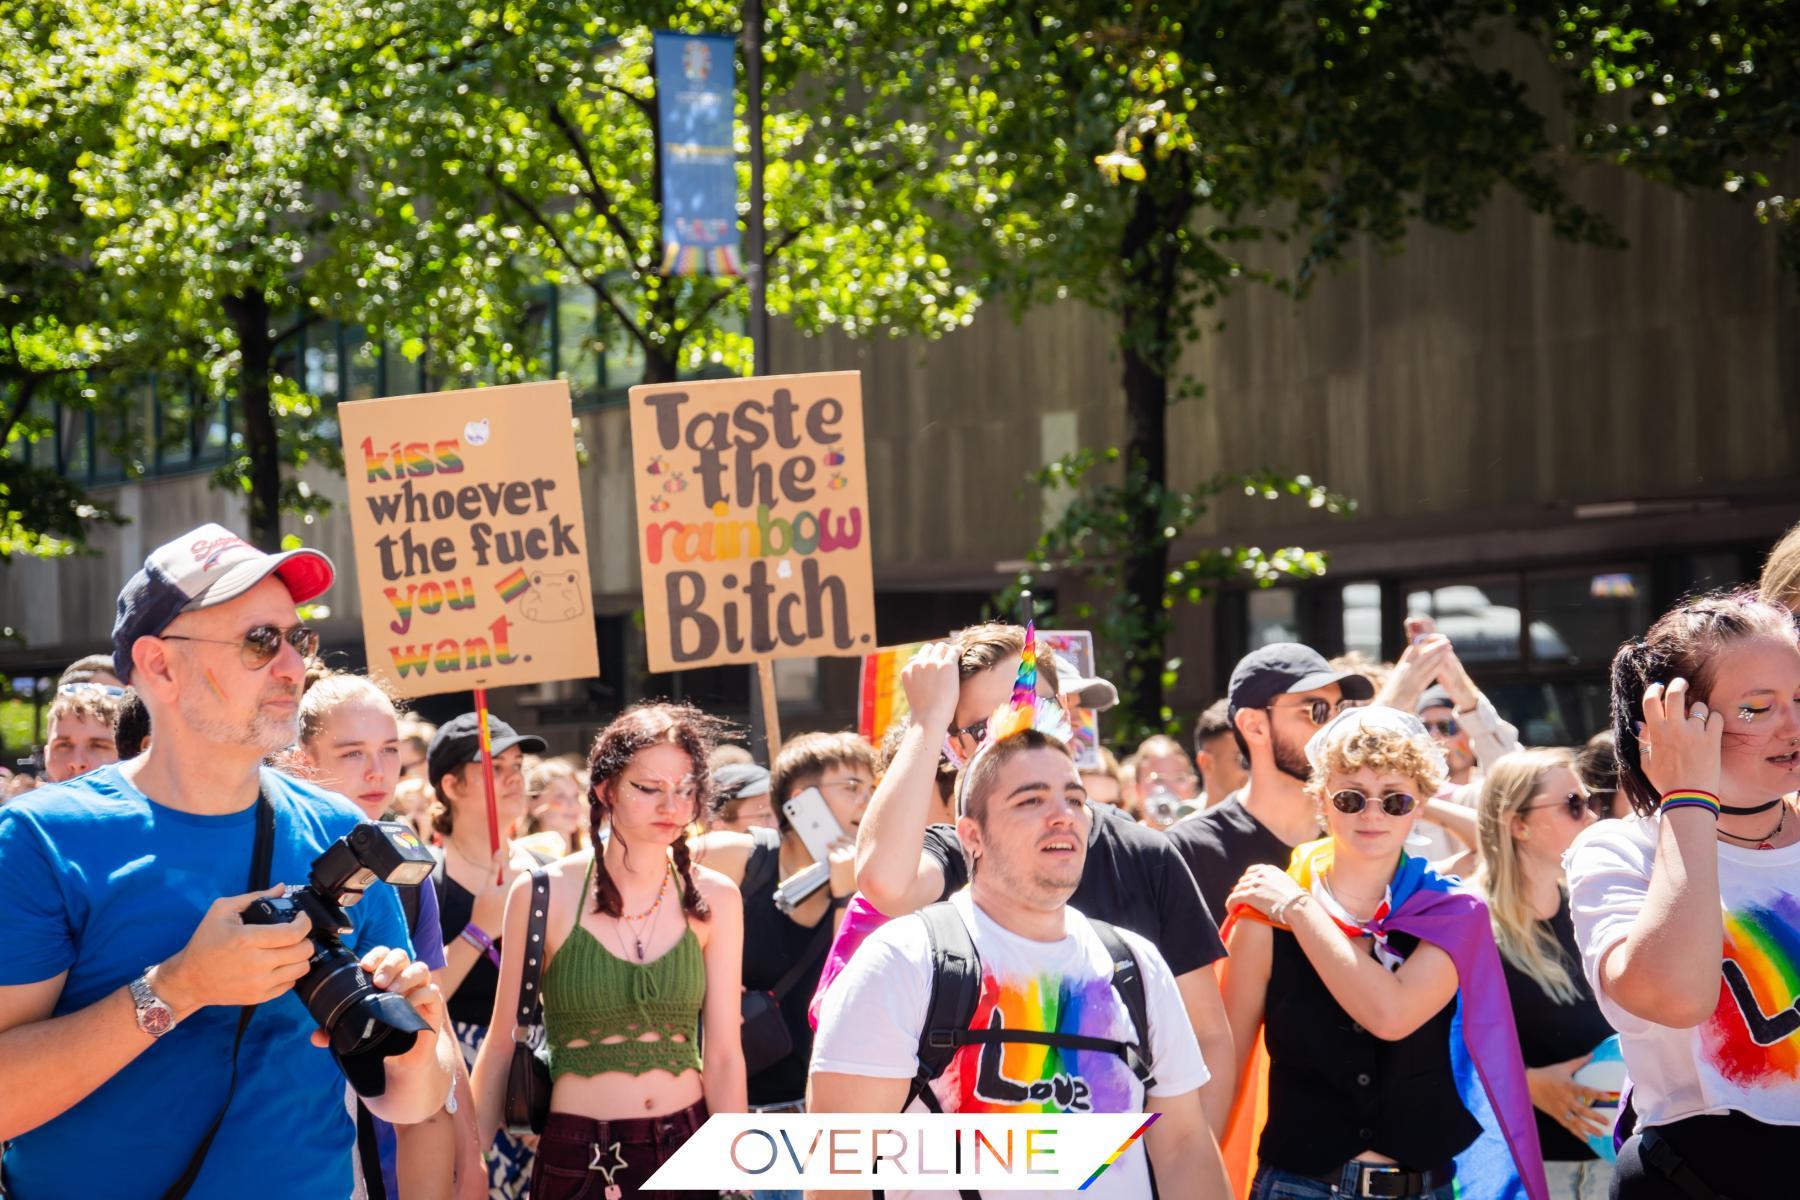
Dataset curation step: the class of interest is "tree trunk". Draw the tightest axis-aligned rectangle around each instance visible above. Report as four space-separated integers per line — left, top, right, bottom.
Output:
1114 171 1191 734
224 290 281 550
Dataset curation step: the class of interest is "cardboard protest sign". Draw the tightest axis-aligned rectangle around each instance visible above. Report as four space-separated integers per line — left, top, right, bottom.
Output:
628 371 875 672
337 381 599 698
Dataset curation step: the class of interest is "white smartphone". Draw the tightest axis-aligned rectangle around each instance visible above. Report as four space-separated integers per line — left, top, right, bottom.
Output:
782 786 845 865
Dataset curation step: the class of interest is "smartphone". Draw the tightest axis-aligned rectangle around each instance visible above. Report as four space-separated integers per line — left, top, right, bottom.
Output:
781 786 845 865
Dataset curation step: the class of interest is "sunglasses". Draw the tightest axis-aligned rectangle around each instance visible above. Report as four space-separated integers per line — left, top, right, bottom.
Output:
59 682 125 697
951 716 989 744
161 624 320 671
1521 791 1590 821
1421 717 1461 737
1267 697 1353 727
1329 789 1419 817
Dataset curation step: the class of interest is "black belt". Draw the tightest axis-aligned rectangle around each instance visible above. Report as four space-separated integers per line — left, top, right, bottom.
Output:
1309 1161 1455 1199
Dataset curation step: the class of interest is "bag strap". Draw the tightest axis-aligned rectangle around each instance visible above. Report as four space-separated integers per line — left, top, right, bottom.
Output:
159 790 277 1200
910 902 983 1108
769 908 835 1003
1088 918 1156 1090
516 868 551 1034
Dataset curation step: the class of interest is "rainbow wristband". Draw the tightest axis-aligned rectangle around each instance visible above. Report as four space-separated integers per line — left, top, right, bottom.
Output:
1660 790 1721 817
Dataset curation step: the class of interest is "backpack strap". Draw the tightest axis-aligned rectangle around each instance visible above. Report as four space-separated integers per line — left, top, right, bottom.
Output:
1088 918 1156 1091
910 902 983 1110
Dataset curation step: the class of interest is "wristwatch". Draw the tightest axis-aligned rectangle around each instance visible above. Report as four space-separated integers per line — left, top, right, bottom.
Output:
130 970 176 1038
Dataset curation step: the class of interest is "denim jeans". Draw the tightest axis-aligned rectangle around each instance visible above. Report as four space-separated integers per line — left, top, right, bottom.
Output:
1250 1164 1458 1200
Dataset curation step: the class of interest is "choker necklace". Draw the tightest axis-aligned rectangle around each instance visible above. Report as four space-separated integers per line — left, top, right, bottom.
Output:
1720 796 1784 816
1718 800 1788 851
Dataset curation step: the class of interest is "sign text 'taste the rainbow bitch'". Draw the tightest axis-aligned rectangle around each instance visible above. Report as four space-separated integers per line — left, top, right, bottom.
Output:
337 380 599 698
628 371 876 672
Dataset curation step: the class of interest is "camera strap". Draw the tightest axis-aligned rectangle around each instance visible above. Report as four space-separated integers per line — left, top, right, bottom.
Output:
158 789 276 1200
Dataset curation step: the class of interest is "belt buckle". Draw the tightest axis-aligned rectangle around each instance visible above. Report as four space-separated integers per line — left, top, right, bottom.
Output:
1357 1164 1404 1199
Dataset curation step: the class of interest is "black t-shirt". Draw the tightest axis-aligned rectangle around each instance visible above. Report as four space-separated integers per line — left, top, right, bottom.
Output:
919 800 1225 976
1500 894 1614 1162
1166 792 1298 923
740 834 832 1107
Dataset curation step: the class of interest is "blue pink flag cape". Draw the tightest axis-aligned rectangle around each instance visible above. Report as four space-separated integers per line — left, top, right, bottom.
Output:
1228 840 1549 1200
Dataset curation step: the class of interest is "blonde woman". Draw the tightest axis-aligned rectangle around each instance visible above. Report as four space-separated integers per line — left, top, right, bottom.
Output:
523 756 587 855
1475 751 1611 1200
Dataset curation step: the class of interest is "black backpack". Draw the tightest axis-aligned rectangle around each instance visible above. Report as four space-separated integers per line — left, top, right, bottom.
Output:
907 900 1157 1111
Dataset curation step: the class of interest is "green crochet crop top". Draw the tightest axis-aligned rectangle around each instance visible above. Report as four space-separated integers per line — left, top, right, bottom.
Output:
542 862 706 1080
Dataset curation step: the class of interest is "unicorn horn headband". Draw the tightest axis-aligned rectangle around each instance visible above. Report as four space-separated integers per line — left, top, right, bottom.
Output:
955 607 1074 814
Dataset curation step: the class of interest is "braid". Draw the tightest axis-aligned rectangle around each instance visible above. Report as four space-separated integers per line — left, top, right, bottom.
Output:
588 783 622 917
670 832 710 921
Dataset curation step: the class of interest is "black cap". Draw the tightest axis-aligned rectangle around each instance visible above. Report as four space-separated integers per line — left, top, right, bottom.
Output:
1226 642 1375 722
427 712 547 793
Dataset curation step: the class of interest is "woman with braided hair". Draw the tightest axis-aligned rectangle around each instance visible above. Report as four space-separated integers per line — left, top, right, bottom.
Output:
471 703 745 1200
1567 590 1800 1197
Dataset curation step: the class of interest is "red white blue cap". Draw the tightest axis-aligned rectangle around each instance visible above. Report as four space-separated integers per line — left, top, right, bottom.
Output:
111 523 335 683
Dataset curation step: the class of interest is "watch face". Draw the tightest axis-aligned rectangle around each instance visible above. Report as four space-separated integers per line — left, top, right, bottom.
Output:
139 1004 174 1037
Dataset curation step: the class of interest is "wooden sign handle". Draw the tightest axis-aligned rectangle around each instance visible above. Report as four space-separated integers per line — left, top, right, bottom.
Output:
474 686 502 881
757 661 783 762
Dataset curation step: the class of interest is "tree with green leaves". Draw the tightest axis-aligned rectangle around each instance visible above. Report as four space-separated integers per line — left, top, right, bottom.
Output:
339 0 978 386
870 0 1797 738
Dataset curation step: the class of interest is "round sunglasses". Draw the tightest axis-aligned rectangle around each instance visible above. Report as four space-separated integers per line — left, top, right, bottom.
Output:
1520 791 1591 821
161 623 320 671
1329 789 1419 817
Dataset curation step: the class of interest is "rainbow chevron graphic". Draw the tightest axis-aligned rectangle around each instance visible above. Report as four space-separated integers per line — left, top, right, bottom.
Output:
1078 1112 1159 1190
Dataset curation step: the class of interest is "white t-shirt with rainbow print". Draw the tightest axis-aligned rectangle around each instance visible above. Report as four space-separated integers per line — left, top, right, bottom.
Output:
811 889 1207 1200
1569 813 1800 1130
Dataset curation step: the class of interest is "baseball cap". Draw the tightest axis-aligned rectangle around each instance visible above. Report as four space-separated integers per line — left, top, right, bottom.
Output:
1226 642 1375 722
1050 653 1120 713
1415 685 1456 715
427 713 548 793
111 523 335 683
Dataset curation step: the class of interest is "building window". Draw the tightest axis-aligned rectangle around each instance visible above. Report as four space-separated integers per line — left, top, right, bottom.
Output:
1340 582 1383 659
1404 580 1524 663
1247 588 1299 648
1527 569 1650 667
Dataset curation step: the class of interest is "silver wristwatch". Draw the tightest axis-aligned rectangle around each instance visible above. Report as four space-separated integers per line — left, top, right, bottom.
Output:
130 970 176 1038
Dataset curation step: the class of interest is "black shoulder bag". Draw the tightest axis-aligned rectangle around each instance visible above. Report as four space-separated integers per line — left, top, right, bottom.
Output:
159 791 276 1200
502 868 553 1136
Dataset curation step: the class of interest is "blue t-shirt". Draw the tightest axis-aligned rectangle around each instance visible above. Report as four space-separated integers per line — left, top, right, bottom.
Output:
0 764 415 1200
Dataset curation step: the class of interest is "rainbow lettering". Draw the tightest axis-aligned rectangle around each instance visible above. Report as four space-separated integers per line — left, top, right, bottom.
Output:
643 504 864 565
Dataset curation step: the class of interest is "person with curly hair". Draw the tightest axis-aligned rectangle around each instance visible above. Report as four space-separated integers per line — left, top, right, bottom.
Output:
1220 706 1546 1200
472 703 745 1200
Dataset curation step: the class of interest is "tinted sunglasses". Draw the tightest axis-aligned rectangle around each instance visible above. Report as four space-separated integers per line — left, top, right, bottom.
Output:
1329 789 1419 817
1522 791 1590 821
59 682 125 697
161 623 319 670
951 716 989 744
1267 697 1353 727
1421 717 1461 737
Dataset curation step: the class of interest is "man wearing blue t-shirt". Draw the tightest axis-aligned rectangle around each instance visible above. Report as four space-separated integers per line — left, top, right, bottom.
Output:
0 524 456 1199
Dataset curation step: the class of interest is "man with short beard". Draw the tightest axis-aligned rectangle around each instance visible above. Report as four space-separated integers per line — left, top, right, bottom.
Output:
1166 644 1374 920
811 729 1229 1200
0 525 454 1200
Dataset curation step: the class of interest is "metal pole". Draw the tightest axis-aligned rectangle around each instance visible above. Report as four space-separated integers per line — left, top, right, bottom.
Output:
744 0 768 377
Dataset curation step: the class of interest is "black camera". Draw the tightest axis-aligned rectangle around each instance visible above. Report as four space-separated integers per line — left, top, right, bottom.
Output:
243 821 437 1096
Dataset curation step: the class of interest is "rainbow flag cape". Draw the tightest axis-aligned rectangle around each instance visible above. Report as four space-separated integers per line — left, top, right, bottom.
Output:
1222 840 1547 1200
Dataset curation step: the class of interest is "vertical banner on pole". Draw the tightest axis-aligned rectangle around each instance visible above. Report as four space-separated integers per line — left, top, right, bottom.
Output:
655 31 740 277
628 370 876 673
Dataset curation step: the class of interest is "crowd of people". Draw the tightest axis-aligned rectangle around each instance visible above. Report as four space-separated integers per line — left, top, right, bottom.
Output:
3 516 1800 1200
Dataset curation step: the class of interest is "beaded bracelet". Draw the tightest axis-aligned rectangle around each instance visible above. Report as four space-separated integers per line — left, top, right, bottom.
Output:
1660 790 1721 817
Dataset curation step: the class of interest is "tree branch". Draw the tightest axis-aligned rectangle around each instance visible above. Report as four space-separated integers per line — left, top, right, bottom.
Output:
488 171 654 358
545 102 644 264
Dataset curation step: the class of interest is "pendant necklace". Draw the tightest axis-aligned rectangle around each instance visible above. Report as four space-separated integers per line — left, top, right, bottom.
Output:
617 866 672 960
1718 800 1789 851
